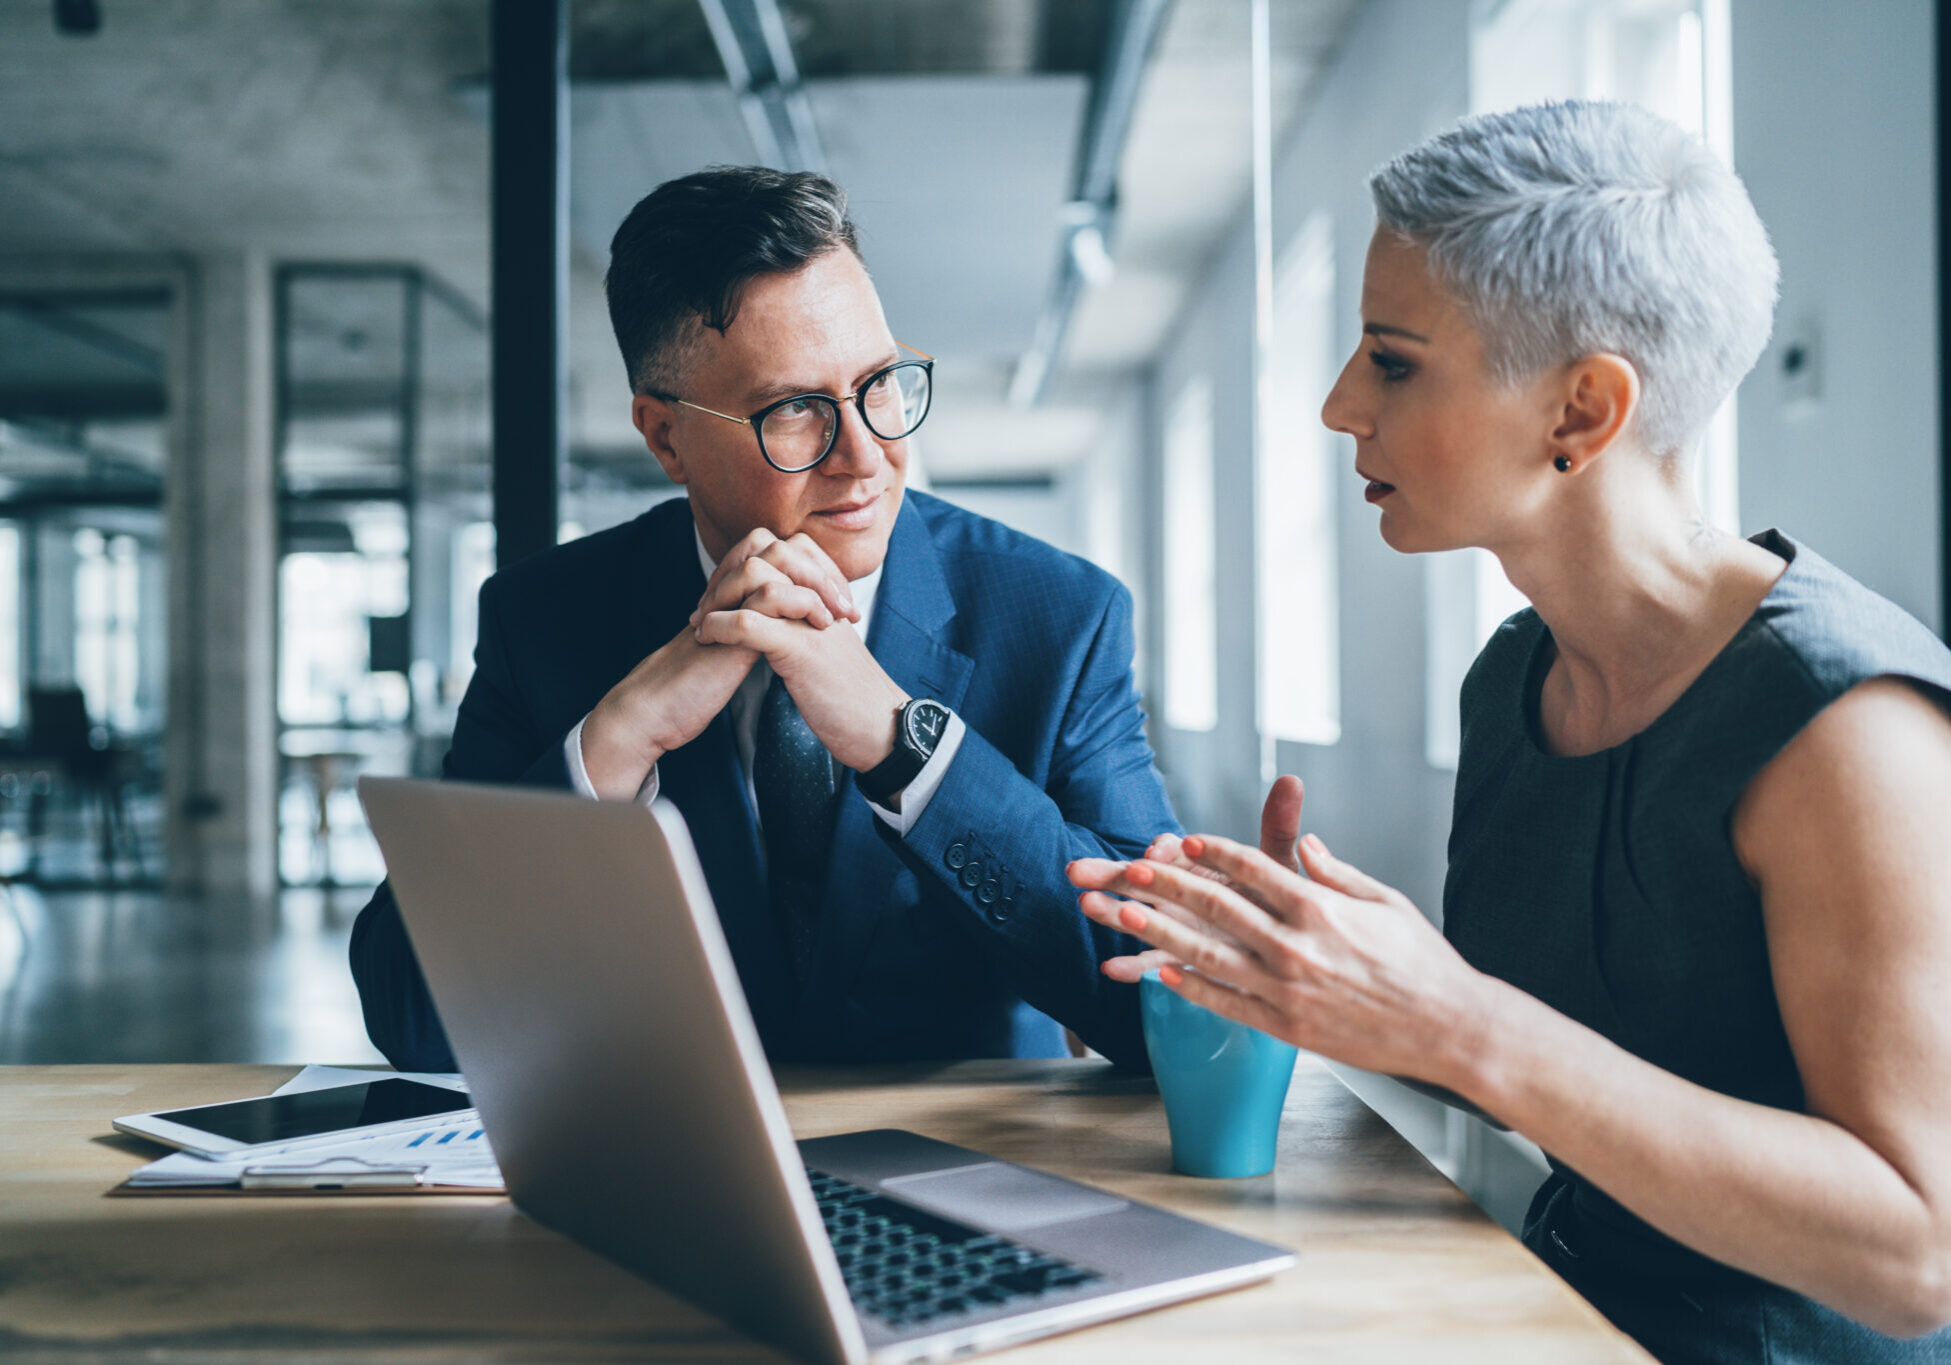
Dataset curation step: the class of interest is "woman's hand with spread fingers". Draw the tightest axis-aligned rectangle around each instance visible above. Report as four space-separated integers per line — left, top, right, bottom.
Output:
1095 776 1306 984
1069 827 1500 1090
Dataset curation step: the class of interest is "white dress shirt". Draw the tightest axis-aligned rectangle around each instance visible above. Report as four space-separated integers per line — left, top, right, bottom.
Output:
563 528 964 836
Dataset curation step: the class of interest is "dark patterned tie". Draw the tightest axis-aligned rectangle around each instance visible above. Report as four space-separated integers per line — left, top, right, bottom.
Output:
752 672 840 979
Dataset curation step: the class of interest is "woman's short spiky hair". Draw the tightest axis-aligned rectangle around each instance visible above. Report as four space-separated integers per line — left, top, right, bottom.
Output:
605 166 861 397
1368 100 1778 457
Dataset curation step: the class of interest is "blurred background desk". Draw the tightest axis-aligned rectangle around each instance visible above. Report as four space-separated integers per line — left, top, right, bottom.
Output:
0 1058 1651 1362
278 726 415 888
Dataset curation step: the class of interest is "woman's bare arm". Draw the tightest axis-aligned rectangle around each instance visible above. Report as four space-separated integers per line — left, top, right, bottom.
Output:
1068 679 1951 1335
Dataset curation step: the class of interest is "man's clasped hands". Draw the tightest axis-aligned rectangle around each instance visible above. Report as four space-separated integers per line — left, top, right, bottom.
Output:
579 527 909 801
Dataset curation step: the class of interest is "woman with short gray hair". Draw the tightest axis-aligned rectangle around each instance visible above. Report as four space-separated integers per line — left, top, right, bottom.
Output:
1071 100 1951 1364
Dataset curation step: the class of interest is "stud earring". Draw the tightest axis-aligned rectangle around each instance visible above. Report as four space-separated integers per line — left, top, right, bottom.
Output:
1554 455 1572 473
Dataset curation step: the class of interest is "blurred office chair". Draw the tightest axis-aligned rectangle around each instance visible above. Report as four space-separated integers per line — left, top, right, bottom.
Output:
21 686 141 881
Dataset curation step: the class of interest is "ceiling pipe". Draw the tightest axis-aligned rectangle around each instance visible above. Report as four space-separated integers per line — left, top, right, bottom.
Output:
1008 0 1173 408
697 0 827 173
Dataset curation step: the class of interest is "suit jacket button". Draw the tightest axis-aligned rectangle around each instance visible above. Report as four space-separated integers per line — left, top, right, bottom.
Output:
976 879 1000 905
945 842 969 870
959 862 983 889
991 898 1013 923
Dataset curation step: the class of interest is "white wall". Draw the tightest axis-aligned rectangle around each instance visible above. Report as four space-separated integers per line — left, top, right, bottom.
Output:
1731 0 1940 631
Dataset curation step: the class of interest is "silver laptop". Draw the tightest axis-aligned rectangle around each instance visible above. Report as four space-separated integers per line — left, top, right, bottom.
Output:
358 777 1294 1365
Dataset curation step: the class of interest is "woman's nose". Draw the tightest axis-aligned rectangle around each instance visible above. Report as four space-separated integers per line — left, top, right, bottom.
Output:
1321 352 1369 438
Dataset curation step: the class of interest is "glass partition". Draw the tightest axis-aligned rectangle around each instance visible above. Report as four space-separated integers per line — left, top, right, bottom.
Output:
276 266 488 886
279 273 411 496
0 292 169 883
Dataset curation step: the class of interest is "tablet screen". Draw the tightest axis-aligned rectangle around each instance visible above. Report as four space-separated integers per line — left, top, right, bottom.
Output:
156 1078 471 1145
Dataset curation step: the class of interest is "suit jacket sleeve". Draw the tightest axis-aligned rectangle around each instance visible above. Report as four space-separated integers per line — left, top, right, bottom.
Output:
348 573 573 1071
878 581 1177 1071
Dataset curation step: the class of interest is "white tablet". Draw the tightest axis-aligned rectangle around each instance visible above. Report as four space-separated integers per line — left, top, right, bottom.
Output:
115 1077 476 1158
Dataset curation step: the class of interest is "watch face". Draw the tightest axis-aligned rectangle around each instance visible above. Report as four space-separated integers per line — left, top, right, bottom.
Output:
905 700 949 752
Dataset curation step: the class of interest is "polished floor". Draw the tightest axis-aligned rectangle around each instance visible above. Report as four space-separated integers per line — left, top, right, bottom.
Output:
0 782 164 887
0 880 384 1064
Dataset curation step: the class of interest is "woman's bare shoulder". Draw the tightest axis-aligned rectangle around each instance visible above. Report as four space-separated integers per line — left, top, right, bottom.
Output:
1736 677 1951 869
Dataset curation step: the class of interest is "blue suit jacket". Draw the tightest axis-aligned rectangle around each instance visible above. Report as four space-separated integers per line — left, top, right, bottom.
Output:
350 490 1177 1072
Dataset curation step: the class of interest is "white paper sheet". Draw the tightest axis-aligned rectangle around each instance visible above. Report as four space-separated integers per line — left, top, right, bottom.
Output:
125 1066 503 1190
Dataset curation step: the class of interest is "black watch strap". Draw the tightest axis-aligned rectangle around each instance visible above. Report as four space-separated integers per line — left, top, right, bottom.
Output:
857 699 950 804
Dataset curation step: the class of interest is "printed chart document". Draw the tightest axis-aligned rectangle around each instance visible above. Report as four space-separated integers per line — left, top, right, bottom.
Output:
123 1066 503 1192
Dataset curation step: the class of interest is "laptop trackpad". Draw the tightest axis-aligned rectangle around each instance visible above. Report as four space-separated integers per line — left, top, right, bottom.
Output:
882 1163 1127 1233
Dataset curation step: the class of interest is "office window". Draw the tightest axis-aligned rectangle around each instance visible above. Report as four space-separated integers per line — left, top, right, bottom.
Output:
1161 377 1218 733
73 528 140 733
450 520 496 696
1257 213 1340 747
275 265 488 885
278 503 411 727
0 525 18 730
1428 0 1735 768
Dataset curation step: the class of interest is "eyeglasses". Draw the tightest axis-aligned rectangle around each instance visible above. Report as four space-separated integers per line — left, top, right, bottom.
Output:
663 342 935 474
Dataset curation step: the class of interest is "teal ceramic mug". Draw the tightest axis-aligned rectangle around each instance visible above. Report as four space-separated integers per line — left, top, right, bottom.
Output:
1140 969 1298 1178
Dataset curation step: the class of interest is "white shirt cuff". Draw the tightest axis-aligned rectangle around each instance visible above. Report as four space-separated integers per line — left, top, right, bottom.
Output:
565 714 660 807
865 711 965 836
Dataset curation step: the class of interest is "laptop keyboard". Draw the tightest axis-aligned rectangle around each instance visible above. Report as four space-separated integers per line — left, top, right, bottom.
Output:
806 1168 1103 1329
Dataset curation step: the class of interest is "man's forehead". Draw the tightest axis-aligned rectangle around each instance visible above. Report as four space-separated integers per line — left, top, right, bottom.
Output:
702 263 895 389
735 254 883 335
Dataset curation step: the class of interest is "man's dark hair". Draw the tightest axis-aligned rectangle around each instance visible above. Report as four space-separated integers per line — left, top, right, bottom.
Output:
605 166 862 397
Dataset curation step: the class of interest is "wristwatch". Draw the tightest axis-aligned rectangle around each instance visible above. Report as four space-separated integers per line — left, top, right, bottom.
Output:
856 698 951 804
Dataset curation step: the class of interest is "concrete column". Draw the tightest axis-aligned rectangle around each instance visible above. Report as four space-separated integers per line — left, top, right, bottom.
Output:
165 253 278 896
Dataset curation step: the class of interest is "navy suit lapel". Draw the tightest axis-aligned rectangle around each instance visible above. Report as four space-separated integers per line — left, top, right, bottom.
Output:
795 497 974 1038
635 499 794 1045
863 497 975 722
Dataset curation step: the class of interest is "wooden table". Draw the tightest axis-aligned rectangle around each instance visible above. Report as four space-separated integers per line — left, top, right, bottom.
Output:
0 1060 1652 1362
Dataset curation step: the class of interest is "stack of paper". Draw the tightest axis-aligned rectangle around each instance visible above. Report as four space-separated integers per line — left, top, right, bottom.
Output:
125 1066 504 1192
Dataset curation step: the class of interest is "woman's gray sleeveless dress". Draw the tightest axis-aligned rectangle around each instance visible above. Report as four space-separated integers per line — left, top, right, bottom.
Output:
1445 531 1951 1365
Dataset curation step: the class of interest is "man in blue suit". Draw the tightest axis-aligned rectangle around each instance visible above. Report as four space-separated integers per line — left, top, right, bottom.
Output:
351 167 1176 1073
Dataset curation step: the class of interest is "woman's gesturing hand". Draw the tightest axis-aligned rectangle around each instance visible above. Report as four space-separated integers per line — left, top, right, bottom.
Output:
1068 822 1499 1087
1096 776 1306 984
